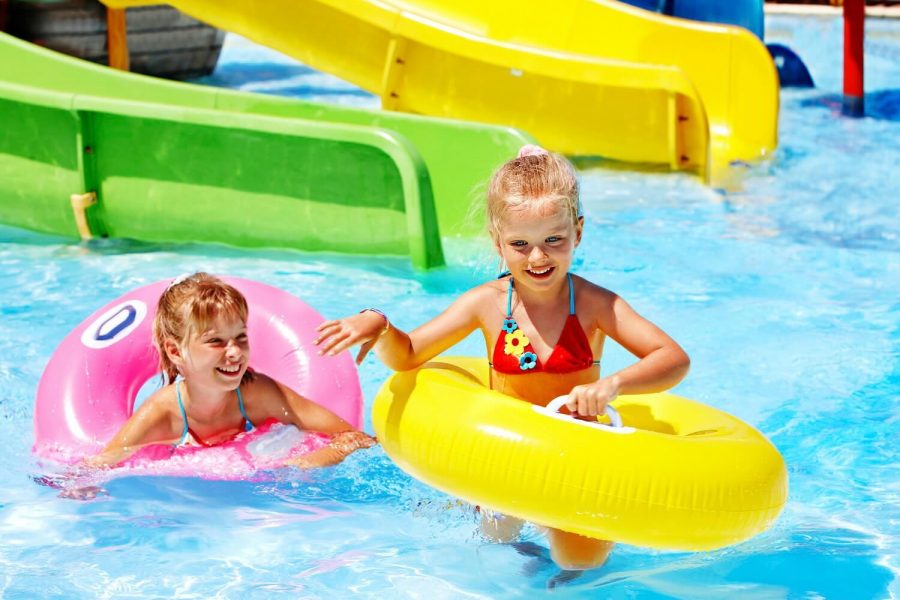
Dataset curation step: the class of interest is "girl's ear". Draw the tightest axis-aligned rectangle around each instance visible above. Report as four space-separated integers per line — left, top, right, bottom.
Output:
163 338 185 368
491 229 502 254
574 216 584 247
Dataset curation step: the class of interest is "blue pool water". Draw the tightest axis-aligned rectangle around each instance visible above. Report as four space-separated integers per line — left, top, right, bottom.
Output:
1 13 898 599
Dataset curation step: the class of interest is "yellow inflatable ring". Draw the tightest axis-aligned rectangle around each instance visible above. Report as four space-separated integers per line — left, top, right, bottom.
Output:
373 357 788 551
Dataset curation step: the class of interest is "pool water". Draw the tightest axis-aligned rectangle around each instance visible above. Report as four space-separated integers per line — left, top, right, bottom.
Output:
1 13 898 599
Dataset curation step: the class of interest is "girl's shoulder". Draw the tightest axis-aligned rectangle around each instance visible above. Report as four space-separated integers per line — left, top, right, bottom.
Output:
571 274 616 298
237 372 284 407
571 274 621 312
473 277 510 295
445 279 507 307
455 279 509 312
134 382 180 419
427 279 508 330
238 371 275 396
236 372 305 423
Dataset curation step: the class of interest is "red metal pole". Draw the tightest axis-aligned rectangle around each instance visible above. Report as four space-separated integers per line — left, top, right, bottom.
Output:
843 0 865 117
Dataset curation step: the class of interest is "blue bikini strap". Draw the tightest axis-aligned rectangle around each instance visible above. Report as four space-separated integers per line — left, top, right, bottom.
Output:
175 383 254 446
508 274 575 316
175 381 189 446
236 386 254 431
568 273 575 315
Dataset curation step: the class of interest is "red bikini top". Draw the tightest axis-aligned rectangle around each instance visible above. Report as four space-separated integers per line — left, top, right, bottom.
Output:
490 273 598 374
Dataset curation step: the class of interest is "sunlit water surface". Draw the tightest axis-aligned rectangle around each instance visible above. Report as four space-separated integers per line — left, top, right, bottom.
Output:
0 13 897 599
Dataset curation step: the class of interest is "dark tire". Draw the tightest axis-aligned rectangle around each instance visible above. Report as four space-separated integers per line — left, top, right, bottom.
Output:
1 0 11 31
6 0 224 80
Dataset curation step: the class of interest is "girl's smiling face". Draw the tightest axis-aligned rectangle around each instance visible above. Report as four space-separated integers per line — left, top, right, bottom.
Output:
495 198 582 289
168 314 250 392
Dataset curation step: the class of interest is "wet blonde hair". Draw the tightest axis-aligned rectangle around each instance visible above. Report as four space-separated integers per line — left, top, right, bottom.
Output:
486 147 580 239
152 272 252 385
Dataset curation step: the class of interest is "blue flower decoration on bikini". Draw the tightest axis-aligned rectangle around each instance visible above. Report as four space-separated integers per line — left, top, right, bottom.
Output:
502 318 518 334
519 352 538 370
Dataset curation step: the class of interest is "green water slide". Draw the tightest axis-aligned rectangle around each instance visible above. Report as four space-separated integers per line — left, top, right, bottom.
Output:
0 33 533 268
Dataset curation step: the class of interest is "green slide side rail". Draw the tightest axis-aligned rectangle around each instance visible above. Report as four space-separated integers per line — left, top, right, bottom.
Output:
0 33 448 268
1 33 534 248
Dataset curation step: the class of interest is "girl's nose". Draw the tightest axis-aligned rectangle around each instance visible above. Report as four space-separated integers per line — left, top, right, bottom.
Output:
225 339 242 358
529 244 548 261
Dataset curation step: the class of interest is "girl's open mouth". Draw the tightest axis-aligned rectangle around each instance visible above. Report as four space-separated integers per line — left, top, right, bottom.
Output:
526 266 555 279
216 364 243 377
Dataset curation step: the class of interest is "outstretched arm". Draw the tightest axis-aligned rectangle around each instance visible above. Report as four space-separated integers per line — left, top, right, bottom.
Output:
314 288 483 370
567 292 690 418
256 376 376 469
268 377 360 434
85 396 179 468
601 294 690 393
58 394 177 499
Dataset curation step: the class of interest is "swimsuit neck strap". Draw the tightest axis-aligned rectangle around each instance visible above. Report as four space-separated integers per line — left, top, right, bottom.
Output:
506 273 574 317
567 273 575 315
175 381 189 445
236 386 253 431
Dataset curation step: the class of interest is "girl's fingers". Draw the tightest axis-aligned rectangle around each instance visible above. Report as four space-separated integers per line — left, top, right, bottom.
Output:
318 330 350 355
315 319 342 332
316 335 336 354
568 389 600 417
317 315 382 356
579 396 592 416
328 333 353 355
314 321 342 341
565 383 618 417
326 331 360 356
314 330 335 345
355 338 376 365
577 397 588 416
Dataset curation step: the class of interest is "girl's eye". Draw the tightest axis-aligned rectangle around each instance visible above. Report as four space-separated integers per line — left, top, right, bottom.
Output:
546 236 562 244
206 338 221 344
510 240 528 248
237 334 248 342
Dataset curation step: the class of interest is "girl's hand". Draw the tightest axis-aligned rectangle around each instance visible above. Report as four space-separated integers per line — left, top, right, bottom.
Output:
284 430 377 469
565 377 620 418
315 312 387 365
59 484 108 501
329 430 377 453
35 466 110 501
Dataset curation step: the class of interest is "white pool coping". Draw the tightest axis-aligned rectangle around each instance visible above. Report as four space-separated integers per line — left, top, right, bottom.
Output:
764 3 900 19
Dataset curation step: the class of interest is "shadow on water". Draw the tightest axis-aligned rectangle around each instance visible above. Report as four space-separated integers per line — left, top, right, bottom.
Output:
555 527 895 600
799 89 900 122
255 86 375 100
193 61 320 88
193 61 377 102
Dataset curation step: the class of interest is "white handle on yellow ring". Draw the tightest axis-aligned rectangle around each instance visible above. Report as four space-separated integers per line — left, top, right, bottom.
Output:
539 395 624 429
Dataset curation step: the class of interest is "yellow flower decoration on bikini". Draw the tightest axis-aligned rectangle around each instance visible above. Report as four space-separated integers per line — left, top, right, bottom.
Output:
504 329 530 357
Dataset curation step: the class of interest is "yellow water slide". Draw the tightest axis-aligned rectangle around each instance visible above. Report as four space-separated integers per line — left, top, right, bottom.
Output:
104 0 778 183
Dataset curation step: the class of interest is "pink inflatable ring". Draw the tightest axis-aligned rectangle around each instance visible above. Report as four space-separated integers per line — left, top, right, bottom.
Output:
33 276 363 470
